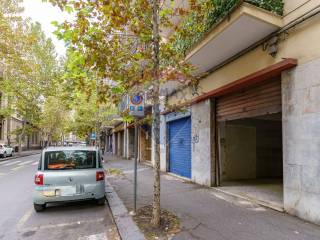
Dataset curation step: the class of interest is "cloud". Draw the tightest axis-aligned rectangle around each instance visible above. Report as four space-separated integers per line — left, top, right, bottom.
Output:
22 0 73 56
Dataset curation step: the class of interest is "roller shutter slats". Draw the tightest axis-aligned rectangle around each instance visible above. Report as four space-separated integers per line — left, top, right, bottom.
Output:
217 78 281 121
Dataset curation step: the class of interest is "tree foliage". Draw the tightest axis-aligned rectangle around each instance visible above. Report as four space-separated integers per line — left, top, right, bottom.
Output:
47 0 204 227
49 0 199 103
0 0 65 148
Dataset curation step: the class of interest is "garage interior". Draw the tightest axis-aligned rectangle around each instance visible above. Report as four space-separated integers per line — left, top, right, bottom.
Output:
216 78 283 210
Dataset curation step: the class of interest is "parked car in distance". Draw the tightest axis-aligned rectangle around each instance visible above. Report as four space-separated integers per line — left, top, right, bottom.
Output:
33 146 105 212
0 144 14 158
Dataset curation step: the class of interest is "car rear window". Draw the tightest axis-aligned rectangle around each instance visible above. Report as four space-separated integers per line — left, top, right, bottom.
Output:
44 150 96 170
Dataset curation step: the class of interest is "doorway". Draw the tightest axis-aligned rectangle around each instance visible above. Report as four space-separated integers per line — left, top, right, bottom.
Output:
216 78 283 210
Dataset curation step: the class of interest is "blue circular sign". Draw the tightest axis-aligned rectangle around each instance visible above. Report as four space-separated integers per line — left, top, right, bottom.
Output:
131 95 143 105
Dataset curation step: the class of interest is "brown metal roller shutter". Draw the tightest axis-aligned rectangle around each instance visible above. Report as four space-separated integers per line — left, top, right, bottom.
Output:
217 77 281 121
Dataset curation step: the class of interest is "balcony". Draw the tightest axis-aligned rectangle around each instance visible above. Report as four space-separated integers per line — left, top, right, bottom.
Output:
176 1 283 75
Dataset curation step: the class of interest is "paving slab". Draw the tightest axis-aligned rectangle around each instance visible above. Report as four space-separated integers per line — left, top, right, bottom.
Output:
104 156 320 240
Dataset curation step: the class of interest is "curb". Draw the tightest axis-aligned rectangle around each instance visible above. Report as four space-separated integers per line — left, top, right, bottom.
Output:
0 152 41 163
105 179 145 240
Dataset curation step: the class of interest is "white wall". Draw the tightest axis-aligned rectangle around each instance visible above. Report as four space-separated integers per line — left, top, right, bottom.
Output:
191 100 213 186
282 58 320 224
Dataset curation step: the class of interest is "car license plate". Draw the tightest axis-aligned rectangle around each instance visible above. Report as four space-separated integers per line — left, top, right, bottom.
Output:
42 190 56 197
60 186 76 196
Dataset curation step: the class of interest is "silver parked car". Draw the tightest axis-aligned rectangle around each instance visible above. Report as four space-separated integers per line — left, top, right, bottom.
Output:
33 146 105 212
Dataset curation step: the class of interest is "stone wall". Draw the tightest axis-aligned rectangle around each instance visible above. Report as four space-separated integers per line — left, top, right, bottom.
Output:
282 58 320 224
159 115 167 171
191 100 213 186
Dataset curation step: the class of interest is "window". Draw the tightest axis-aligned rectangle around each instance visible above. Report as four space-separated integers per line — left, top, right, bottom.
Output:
44 150 97 170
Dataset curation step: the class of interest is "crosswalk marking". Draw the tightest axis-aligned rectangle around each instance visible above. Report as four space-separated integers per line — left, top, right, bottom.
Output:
18 160 33 166
11 166 25 171
0 161 8 165
3 161 21 166
32 161 39 165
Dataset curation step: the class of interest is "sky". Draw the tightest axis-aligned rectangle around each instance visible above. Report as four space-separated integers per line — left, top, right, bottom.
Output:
22 0 73 56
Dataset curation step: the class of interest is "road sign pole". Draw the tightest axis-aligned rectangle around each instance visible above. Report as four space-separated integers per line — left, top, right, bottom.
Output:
134 119 138 213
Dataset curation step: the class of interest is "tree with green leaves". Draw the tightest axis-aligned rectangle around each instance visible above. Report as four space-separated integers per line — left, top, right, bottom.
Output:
48 0 205 226
1 0 64 151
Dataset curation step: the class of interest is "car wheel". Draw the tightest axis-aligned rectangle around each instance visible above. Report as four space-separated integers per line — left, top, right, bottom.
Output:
10 152 13 157
96 197 106 206
34 203 46 212
3 152 6 158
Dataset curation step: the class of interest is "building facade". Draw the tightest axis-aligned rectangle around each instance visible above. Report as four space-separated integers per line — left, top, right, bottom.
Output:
0 94 41 150
158 0 320 225
108 0 320 225
108 120 152 163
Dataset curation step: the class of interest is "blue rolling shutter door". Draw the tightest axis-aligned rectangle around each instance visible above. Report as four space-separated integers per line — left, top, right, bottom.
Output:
169 117 191 178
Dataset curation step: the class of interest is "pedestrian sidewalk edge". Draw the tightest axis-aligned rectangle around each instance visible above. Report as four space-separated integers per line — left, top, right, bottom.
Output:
0 151 41 163
105 179 145 240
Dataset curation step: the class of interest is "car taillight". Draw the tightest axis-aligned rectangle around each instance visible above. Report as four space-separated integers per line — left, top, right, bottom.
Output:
34 173 43 185
96 171 105 181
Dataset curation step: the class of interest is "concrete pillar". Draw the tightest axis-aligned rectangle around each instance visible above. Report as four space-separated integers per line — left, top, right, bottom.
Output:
191 99 215 187
124 124 129 159
117 132 121 157
151 123 155 167
282 58 320 224
159 115 167 171
112 133 116 155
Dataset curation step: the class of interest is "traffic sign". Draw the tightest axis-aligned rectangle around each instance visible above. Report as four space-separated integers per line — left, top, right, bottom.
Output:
129 94 145 117
90 132 96 140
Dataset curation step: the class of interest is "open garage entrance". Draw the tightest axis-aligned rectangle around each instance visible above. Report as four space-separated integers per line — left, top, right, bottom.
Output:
216 77 283 210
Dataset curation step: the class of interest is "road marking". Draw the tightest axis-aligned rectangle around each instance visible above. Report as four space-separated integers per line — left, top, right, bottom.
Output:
32 161 39 165
20 218 105 232
3 161 21 166
0 172 6 176
18 160 33 166
78 233 107 240
17 209 33 230
11 166 25 171
0 161 8 165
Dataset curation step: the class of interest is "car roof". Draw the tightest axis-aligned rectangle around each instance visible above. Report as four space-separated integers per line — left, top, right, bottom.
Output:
43 146 98 152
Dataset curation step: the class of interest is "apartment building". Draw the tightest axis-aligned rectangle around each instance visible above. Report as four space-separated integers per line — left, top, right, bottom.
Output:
0 93 41 150
158 0 320 225
107 0 320 225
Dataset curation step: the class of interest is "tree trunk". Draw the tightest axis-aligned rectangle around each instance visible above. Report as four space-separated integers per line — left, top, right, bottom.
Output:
6 117 11 145
18 121 26 154
151 0 161 228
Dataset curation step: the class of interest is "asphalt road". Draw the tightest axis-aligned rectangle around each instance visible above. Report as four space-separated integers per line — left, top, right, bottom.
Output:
0 154 119 240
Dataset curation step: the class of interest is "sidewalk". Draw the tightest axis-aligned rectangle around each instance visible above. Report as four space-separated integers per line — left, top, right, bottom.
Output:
0 149 41 162
105 156 320 240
